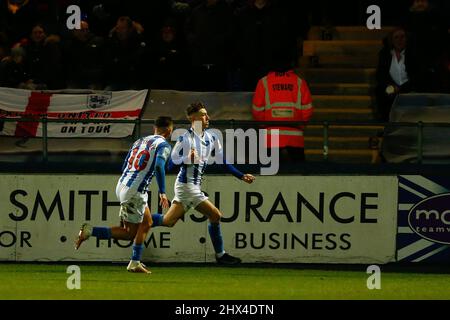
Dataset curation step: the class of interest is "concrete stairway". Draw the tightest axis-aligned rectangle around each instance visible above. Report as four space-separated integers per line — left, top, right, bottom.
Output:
299 26 393 163
307 26 395 41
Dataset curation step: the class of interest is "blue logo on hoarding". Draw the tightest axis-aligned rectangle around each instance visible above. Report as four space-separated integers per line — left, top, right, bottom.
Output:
397 176 450 262
408 193 450 245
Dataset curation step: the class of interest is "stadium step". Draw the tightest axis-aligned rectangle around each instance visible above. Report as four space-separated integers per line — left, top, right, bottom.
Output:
304 124 384 137
299 54 379 68
297 26 389 164
307 26 395 41
311 108 375 121
312 95 374 109
304 136 373 149
303 40 383 56
299 68 376 84
309 83 375 96
305 148 377 163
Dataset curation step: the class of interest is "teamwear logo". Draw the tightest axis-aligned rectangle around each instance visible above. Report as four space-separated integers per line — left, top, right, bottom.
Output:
397 176 450 262
408 193 450 245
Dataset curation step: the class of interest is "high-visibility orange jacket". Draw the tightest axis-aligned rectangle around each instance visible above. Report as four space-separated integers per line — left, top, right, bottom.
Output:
252 70 313 148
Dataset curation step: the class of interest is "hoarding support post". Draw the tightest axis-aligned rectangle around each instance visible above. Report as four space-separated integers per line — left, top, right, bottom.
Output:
42 116 48 163
417 121 423 164
323 122 329 161
134 118 141 140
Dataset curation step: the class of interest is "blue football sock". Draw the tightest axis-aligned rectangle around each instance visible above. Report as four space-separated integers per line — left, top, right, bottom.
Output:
131 243 144 261
151 213 163 227
208 223 224 255
92 227 111 240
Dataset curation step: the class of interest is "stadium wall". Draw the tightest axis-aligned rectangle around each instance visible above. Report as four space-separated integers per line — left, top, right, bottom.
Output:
0 174 398 264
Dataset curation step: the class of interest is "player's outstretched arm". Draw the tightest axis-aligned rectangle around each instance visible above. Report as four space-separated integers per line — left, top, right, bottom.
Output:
213 131 255 184
223 158 255 184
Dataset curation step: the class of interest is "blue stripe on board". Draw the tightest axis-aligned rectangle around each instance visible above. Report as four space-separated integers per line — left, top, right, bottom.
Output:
398 188 423 205
397 242 446 262
400 175 450 192
397 233 425 249
422 246 450 262
398 215 409 227
398 176 437 199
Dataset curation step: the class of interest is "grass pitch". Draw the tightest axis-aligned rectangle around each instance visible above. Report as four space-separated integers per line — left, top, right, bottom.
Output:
0 263 449 300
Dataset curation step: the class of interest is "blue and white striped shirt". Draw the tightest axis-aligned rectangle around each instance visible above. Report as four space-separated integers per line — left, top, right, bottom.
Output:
119 135 171 193
171 128 243 185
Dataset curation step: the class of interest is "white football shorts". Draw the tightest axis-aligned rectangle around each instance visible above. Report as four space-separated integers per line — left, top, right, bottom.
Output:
172 181 208 212
116 183 148 224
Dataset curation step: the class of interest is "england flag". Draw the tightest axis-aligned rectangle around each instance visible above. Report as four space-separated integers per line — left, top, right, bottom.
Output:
0 87 148 138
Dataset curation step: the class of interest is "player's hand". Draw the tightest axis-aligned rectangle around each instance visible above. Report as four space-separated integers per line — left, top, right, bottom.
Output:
242 174 255 184
159 193 170 209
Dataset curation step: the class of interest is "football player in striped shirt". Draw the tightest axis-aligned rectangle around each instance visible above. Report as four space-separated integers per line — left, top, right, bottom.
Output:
75 116 173 274
150 102 255 265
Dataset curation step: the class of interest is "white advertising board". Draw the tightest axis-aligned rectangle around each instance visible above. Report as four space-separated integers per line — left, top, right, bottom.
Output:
0 174 398 264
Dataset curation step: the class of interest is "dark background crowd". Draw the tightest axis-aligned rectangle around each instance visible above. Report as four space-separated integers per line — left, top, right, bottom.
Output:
0 0 448 93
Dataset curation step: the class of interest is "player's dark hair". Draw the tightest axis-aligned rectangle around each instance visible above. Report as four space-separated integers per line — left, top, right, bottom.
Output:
186 102 206 116
155 116 173 129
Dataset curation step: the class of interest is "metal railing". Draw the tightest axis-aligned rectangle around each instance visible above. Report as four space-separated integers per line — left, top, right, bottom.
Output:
1 117 450 164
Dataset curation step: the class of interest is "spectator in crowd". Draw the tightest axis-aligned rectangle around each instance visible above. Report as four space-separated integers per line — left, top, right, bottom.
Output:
150 22 187 90
252 53 314 163
22 23 64 89
232 0 296 91
0 0 37 46
104 16 148 90
63 20 106 90
0 32 9 61
91 0 171 42
439 49 450 93
0 0 62 45
166 1 195 48
375 27 418 122
0 46 34 89
402 0 449 92
0 33 11 133
0 45 8 62
185 0 233 91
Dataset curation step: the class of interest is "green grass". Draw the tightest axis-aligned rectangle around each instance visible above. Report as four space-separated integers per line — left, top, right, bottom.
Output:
0 263 450 300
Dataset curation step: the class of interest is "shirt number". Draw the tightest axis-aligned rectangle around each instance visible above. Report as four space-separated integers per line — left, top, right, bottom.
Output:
128 148 150 171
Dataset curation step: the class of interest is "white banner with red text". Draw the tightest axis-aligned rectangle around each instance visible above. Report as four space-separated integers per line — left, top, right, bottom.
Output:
0 87 147 137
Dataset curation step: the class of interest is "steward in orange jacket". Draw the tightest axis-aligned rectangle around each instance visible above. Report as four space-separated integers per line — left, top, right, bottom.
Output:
252 70 313 161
